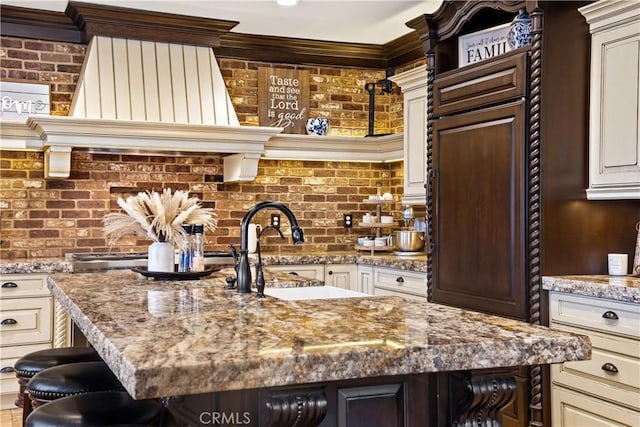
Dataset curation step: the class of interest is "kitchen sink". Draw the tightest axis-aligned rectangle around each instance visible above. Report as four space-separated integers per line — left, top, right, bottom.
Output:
264 286 368 301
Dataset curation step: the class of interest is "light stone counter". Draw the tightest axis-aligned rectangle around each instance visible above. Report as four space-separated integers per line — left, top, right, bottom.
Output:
542 275 640 304
258 252 427 272
0 258 72 275
48 270 590 400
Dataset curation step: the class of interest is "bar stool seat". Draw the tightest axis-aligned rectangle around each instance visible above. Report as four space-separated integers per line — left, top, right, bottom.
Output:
14 346 103 423
27 361 125 407
25 391 162 427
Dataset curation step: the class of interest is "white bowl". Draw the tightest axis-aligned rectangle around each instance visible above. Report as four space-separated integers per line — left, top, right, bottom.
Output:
380 215 393 224
362 239 375 247
374 237 387 246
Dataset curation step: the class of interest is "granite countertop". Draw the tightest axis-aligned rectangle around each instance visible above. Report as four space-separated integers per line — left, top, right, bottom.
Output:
48 270 590 400
542 275 640 304
0 251 428 275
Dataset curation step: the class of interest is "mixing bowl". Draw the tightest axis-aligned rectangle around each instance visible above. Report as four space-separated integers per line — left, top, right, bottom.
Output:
392 230 425 252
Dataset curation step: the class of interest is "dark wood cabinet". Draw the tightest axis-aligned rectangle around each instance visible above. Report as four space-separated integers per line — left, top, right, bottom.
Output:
409 1 639 425
433 94 527 319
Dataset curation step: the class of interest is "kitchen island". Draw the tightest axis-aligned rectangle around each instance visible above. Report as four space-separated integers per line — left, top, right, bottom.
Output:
47 270 590 426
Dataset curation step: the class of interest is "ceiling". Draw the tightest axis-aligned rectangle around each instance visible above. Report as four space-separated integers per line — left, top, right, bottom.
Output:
0 0 443 45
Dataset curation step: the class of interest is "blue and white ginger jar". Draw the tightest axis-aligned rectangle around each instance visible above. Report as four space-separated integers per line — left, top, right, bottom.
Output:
305 118 329 136
507 9 532 49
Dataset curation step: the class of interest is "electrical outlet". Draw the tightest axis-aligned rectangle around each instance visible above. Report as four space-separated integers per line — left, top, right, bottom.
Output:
270 213 280 229
343 213 353 228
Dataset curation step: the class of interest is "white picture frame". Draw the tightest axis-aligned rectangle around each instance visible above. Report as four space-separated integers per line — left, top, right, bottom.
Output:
458 23 512 67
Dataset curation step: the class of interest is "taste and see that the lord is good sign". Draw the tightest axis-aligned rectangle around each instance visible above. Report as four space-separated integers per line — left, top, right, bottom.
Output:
458 23 512 67
258 67 310 134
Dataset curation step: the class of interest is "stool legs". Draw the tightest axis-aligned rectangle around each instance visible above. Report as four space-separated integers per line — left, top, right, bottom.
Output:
14 374 29 408
22 387 32 426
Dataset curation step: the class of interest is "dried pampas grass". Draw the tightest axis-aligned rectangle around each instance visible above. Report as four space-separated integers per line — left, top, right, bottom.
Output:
103 189 217 247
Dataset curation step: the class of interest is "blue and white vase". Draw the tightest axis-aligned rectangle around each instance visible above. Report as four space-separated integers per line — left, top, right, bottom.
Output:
305 118 329 136
507 9 532 50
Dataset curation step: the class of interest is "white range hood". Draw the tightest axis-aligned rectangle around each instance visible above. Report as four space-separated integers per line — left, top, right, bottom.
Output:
3 35 281 180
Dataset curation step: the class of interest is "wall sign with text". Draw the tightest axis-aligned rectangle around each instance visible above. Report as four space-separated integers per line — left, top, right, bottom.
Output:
0 81 51 121
258 68 310 134
458 23 511 67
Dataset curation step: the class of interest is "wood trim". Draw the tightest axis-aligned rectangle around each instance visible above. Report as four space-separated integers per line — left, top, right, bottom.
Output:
0 5 81 43
0 3 424 68
65 2 238 46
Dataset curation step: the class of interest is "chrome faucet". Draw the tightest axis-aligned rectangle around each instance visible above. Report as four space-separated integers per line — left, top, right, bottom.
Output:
236 201 304 293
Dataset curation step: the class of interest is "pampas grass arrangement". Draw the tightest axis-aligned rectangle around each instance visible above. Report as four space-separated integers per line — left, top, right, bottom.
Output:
103 189 217 247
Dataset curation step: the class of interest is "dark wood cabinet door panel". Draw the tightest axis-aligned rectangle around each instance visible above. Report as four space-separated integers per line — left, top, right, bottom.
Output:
337 383 404 427
432 101 527 320
433 50 528 117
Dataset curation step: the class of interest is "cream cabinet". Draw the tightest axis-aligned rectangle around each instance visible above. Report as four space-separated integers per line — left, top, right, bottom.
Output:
357 265 374 295
262 264 325 281
324 264 357 292
0 273 71 410
390 67 428 205
580 0 640 200
549 292 640 426
356 265 427 300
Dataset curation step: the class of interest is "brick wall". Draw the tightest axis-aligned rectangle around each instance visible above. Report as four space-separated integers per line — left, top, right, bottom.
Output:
0 149 403 257
0 35 418 258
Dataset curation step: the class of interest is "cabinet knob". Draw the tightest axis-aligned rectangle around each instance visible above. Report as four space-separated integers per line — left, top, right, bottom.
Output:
0 366 15 374
601 362 619 373
1 318 17 325
601 311 619 320
327 270 333 275
1 282 18 288
396 277 404 283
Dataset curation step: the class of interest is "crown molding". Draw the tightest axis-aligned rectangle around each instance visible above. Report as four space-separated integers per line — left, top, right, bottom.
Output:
0 3 423 68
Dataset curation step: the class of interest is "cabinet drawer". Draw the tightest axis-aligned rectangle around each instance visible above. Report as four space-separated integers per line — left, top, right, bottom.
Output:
433 50 528 116
0 297 52 346
264 264 325 280
373 287 426 302
374 268 426 299
550 292 640 339
0 343 51 410
551 324 640 410
0 274 50 299
551 384 640 426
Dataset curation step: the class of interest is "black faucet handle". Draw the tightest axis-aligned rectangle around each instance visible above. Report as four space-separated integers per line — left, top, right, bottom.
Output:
225 276 236 289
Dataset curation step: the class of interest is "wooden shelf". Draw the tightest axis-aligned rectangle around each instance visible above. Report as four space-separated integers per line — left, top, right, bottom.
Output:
354 245 394 253
358 222 398 227
361 199 395 204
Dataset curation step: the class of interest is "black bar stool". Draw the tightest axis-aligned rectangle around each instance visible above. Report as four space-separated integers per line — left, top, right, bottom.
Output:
27 361 125 410
14 347 103 423
25 391 163 427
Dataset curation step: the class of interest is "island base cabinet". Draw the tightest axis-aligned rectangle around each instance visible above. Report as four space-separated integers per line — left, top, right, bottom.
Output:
551 385 640 426
163 374 435 427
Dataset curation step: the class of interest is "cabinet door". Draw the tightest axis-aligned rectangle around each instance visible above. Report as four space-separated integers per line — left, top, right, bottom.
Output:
586 16 640 199
337 384 404 427
325 264 357 291
357 265 373 295
432 101 527 320
551 385 640 427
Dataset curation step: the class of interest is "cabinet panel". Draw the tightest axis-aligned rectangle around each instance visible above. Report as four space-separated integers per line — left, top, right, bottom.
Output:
337 383 404 427
325 264 357 291
373 267 426 299
582 2 640 199
432 101 527 319
357 265 373 295
433 51 528 116
551 384 640 427
550 293 640 340
264 264 325 281
0 274 49 298
0 297 52 346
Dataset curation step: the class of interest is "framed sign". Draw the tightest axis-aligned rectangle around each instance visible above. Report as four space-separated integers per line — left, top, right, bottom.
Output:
258 67 310 134
0 81 50 121
458 23 511 67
